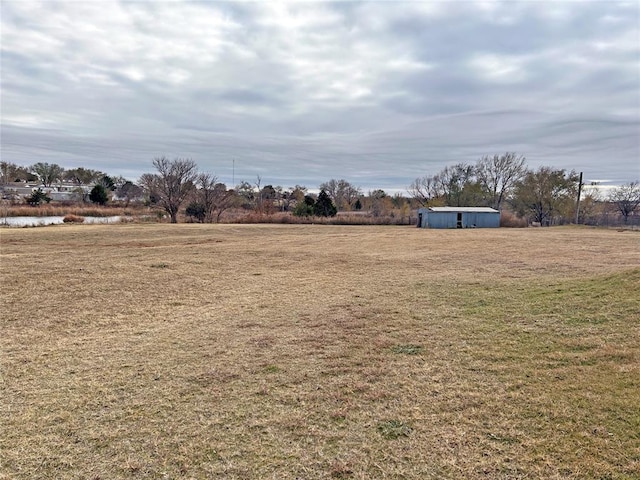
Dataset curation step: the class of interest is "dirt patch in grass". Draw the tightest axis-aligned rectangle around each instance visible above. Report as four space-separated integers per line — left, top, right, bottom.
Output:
1 224 639 479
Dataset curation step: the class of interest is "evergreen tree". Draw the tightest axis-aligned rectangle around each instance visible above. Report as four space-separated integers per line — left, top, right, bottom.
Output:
99 175 116 191
27 188 51 205
89 184 109 205
293 195 315 216
313 190 337 217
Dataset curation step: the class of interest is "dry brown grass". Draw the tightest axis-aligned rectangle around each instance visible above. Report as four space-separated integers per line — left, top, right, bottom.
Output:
226 211 413 225
1 204 149 218
62 214 85 224
500 210 528 228
1 225 639 479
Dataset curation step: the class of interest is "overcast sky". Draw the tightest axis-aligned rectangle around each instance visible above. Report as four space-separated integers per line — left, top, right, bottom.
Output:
2 0 639 192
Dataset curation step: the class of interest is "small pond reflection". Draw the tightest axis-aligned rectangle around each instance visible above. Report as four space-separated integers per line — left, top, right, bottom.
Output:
1 216 123 227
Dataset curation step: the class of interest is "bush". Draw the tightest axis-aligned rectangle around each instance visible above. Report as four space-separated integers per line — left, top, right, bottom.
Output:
185 202 206 223
293 201 314 217
500 210 528 228
63 214 85 223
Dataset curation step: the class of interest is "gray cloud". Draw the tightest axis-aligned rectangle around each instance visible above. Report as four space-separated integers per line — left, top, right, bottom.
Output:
2 0 638 192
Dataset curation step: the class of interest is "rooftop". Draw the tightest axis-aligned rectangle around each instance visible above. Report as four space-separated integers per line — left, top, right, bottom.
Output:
427 207 499 213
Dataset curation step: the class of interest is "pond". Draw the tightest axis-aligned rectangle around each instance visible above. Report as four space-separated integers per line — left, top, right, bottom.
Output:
0 216 124 227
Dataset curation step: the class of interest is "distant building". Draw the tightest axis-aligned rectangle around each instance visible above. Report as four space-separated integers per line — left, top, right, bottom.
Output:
417 207 500 228
0 182 88 202
1 182 39 200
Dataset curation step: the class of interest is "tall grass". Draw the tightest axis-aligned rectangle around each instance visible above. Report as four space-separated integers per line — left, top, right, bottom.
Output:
500 210 528 227
228 211 415 225
1 204 149 218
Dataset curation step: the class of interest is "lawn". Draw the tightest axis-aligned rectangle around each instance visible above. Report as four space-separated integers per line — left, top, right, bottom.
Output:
1 224 639 479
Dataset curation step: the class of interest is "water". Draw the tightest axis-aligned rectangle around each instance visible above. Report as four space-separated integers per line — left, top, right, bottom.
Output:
0 216 123 227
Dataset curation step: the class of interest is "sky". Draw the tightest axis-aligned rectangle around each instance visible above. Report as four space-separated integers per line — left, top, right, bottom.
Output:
2 0 639 193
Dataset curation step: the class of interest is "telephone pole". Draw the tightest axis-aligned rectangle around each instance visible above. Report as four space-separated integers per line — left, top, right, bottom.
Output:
575 171 583 224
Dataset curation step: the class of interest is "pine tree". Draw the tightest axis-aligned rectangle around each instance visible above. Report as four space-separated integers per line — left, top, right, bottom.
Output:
89 184 109 205
313 190 337 217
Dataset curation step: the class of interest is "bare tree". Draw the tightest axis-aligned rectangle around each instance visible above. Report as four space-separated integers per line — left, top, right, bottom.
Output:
436 163 476 206
31 162 65 187
63 168 103 187
408 174 441 206
0 162 33 185
194 173 238 222
1 162 14 185
319 179 361 210
116 181 144 207
319 179 339 204
212 184 238 222
341 180 361 210
476 152 527 210
609 181 640 224
196 173 218 222
139 173 159 203
145 157 198 223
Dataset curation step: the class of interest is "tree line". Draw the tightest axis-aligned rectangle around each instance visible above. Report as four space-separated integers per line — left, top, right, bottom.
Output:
0 162 143 207
140 158 345 223
1 156 638 225
409 153 639 225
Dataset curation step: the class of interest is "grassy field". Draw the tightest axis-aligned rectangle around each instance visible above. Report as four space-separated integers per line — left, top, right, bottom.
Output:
1 224 639 479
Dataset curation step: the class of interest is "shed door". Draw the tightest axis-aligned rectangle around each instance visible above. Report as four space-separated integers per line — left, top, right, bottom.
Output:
456 212 462 228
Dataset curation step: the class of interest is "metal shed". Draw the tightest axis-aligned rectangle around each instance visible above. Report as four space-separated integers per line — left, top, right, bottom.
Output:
417 207 500 229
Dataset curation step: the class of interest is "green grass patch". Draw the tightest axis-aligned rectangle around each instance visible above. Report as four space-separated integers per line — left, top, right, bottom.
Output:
377 420 412 439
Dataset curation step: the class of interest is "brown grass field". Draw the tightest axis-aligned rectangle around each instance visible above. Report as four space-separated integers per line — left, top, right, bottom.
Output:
1 224 639 479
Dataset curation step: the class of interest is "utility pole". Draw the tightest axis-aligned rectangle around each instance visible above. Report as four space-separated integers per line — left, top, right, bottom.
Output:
575 171 583 224
232 159 235 188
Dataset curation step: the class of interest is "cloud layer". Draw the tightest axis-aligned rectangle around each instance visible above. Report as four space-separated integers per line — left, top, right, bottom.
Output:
2 0 639 191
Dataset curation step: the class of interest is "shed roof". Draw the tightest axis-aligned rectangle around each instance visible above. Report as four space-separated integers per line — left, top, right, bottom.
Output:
427 207 499 213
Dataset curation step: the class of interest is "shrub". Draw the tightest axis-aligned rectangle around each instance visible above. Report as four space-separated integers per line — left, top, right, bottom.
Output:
293 195 316 217
185 202 206 223
293 201 314 217
63 214 85 223
500 210 528 228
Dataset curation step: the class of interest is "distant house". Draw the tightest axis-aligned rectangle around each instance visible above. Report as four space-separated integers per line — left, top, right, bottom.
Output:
1 182 39 200
417 207 500 228
0 182 88 202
